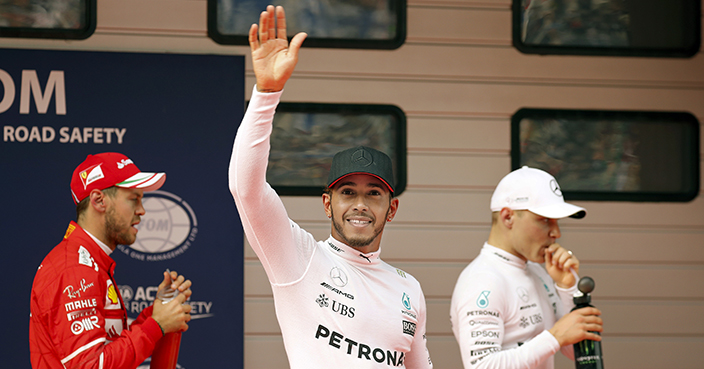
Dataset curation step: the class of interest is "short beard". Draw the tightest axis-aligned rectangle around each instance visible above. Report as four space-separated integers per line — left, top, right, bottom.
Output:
331 207 389 248
105 206 135 246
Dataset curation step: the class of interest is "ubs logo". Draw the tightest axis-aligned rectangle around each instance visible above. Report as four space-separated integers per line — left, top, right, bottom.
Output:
116 190 198 262
330 267 348 287
316 293 355 318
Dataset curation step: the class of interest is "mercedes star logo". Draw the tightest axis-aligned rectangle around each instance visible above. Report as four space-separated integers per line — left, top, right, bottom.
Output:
351 148 373 167
549 179 562 197
330 267 348 287
516 286 529 302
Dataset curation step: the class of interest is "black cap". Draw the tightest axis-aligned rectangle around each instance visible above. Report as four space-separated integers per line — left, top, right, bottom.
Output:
327 146 395 193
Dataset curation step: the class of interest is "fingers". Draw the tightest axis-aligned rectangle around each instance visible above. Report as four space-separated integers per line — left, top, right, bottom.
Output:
550 307 604 345
288 32 308 59
249 24 259 51
546 244 578 270
574 307 604 333
251 5 298 50
575 306 602 317
276 5 287 40
585 331 603 341
250 7 272 51
158 271 171 289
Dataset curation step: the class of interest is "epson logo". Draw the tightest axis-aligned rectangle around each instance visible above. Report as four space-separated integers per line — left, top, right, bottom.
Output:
471 331 500 339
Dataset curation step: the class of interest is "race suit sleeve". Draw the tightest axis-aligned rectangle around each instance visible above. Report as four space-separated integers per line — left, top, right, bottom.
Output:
451 272 560 369
131 305 154 326
405 288 434 369
32 264 163 369
228 86 315 285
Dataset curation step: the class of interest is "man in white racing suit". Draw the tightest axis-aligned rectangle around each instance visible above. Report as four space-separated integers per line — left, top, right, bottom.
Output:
228 5 432 368
450 166 603 369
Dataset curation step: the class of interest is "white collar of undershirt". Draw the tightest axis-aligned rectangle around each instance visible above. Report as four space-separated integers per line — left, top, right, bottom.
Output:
482 242 526 269
83 229 114 256
325 236 381 265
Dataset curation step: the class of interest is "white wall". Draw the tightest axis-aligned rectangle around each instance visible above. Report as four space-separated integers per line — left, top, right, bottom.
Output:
3 1 702 367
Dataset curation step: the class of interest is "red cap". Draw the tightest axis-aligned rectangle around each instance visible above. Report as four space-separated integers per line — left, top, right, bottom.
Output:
70 152 166 204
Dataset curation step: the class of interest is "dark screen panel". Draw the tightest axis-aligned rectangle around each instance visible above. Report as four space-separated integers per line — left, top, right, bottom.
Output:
512 108 700 201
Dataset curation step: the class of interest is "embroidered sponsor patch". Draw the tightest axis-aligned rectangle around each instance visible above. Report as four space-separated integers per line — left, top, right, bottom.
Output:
403 320 416 336
80 164 104 189
64 223 76 239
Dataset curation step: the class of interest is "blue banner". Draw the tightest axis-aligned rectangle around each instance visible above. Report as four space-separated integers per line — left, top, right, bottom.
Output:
0 48 245 368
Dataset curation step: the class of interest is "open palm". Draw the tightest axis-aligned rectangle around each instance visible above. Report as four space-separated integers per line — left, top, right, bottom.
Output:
249 5 307 93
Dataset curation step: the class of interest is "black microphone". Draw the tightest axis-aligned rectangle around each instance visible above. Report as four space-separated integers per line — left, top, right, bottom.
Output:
572 276 604 369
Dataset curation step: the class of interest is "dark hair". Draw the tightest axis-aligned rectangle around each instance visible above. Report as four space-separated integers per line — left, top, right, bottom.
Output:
76 186 117 220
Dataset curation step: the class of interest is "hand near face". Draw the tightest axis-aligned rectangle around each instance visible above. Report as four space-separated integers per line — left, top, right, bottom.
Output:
249 5 307 93
545 243 579 288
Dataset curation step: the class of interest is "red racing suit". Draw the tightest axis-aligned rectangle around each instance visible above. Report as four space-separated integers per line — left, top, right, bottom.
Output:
29 221 163 369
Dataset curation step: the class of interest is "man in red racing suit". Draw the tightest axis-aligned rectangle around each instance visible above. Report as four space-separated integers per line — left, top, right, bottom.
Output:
29 152 192 369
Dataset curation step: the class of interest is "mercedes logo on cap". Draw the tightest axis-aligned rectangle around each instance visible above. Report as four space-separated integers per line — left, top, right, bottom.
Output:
351 148 373 167
549 179 562 197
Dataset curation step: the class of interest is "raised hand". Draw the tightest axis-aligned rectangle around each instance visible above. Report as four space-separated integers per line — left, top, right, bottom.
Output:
249 5 307 93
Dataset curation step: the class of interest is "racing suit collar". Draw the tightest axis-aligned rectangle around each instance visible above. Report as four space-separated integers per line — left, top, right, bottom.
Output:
67 221 117 274
83 228 114 256
325 236 381 264
482 242 526 269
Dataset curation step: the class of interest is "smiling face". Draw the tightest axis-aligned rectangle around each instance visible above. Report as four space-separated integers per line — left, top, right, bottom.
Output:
104 187 145 248
323 174 398 253
508 210 562 263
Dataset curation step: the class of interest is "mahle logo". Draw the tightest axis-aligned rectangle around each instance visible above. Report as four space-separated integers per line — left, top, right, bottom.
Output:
117 190 198 262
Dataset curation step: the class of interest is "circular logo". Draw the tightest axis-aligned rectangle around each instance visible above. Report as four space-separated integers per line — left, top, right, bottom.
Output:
330 267 348 287
119 190 198 261
351 148 373 167
119 285 134 303
70 321 85 335
549 179 562 197
516 287 529 302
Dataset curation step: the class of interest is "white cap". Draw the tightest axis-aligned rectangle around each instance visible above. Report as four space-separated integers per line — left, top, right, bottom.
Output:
490 166 586 219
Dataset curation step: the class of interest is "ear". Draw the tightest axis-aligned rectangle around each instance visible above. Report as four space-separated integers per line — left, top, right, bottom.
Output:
322 192 332 218
385 198 400 222
500 208 514 229
89 189 108 213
